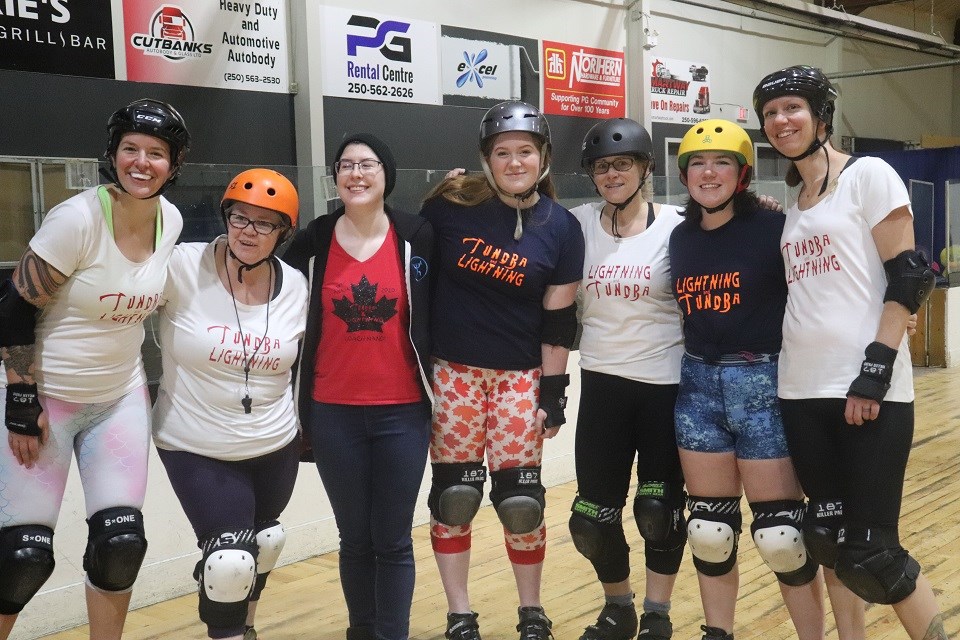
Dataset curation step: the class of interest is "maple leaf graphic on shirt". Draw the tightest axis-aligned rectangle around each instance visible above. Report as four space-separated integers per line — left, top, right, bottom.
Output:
332 275 398 332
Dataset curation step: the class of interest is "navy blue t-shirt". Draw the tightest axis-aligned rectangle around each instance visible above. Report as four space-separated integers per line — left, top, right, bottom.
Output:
421 194 584 370
668 208 786 359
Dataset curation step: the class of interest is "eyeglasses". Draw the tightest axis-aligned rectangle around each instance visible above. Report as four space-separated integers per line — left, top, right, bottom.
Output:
591 157 635 175
335 159 383 175
226 212 286 235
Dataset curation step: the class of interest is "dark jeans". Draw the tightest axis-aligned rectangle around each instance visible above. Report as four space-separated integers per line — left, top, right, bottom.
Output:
308 401 431 640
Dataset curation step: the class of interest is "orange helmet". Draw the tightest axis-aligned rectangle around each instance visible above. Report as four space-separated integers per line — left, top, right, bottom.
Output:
221 168 299 227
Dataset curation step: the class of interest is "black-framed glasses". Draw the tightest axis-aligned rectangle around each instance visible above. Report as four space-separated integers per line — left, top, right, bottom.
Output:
591 157 635 175
335 159 383 175
226 212 286 235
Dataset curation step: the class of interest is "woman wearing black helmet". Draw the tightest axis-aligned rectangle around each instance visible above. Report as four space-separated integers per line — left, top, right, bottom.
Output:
755 65 945 639
0 98 189 640
566 117 686 640
420 101 584 640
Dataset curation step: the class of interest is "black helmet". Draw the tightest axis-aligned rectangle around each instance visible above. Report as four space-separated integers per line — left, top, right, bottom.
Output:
752 66 838 137
104 98 191 177
580 118 654 170
479 100 550 150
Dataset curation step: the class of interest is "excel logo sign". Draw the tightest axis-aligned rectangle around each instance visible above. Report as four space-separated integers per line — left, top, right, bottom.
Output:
456 49 497 88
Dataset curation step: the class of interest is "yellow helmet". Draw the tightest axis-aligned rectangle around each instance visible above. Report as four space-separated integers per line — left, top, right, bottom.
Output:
677 119 753 192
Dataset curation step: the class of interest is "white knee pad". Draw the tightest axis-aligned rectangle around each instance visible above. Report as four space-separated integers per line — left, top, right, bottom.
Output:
688 518 737 564
202 548 256 603
753 523 807 573
255 522 286 574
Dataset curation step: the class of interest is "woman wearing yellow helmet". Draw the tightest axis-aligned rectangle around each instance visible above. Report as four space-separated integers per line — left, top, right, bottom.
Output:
669 119 828 640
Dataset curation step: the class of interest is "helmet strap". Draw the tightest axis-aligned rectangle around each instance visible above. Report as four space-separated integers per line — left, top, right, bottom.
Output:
481 159 549 240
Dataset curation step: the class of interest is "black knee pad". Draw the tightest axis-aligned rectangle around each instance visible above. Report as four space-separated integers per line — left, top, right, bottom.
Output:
568 496 629 582
83 507 148 592
634 481 687 575
0 525 56 615
686 496 741 577
835 526 919 605
428 462 487 526
802 499 844 568
195 528 258 629
749 500 818 587
490 466 545 534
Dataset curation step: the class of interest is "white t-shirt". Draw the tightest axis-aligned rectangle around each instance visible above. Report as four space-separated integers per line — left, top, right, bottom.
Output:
152 240 308 460
571 201 685 384
779 157 914 401
31 187 183 403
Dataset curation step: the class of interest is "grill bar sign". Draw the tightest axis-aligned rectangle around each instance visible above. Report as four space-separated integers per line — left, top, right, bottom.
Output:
542 40 625 119
322 6 440 105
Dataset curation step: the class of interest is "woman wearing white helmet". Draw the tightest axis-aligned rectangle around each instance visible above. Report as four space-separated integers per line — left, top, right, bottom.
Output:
421 101 584 640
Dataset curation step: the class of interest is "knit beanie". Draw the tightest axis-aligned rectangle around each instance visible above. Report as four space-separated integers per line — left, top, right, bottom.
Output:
334 132 397 197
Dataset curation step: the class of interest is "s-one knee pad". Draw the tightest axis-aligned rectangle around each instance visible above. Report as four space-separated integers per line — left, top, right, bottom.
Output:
83 507 148 592
687 496 741 577
569 496 630 583
0 524 56 615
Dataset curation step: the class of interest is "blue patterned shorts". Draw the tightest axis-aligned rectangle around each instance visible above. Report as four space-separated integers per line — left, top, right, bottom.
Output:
674 354 789 460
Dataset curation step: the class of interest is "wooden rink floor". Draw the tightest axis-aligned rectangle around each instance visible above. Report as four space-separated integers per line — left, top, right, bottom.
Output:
42 368 960 640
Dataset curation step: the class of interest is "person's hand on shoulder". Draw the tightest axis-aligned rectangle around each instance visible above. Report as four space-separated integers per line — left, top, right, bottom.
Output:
758 194 783 212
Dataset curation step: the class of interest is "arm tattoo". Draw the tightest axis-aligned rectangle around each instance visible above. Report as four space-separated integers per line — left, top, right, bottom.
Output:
1 345 37 384
922 614 947 640
15 250 67 306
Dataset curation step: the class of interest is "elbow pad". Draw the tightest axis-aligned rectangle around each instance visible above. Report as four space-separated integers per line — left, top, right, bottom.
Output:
541 303 577 349
0 279 40 348
883 250 934 314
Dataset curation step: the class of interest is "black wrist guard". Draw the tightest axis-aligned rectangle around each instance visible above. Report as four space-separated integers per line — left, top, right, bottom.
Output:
846 341 898 403
5 382 42 437
539 374 570 429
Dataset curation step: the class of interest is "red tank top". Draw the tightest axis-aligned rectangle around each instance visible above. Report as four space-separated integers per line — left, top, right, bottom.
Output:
312 225 422 404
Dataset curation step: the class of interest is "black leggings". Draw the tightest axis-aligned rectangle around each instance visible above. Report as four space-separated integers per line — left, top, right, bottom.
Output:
574 369 684 582
780 398 913 530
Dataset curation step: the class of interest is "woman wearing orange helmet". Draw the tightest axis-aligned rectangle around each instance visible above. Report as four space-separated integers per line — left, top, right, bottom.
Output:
152 168 308 640
669 120 829 640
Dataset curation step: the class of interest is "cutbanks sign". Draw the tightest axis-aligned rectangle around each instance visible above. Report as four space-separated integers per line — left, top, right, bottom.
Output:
123 1 290 92
321 6 440 105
